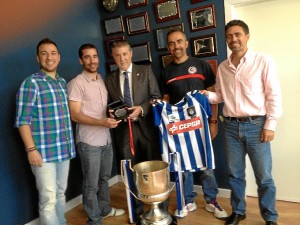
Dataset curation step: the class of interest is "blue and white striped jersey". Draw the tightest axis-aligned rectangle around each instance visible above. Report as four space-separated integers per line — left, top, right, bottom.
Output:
153 91 215 172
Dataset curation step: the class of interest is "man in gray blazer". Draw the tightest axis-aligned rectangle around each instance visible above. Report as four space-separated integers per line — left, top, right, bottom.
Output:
105 40 162 219
105 40 162 165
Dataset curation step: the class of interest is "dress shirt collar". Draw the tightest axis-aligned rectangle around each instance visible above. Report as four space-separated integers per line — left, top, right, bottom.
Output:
120 63 133 76
39 70 62 82
82 71 100 82
228 50 256 66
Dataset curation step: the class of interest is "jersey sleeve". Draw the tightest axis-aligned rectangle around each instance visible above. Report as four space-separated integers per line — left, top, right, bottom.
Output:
193 91 212 117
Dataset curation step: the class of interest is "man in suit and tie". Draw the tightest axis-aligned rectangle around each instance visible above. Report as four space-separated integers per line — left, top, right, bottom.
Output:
105 40 162 219
105 40 162 165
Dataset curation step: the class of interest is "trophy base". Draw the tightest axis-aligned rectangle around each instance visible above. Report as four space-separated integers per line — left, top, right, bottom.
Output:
136 214 177 225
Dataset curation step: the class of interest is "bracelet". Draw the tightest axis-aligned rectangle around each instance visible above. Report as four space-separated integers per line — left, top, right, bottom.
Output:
27 149 37 153
25 146 37 153
209 119 218 124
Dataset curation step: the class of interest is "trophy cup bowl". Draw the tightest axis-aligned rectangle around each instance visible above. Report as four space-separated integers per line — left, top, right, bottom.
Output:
132 161 177 225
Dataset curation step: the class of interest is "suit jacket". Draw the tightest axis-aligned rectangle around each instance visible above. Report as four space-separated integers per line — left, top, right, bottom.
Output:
105 63 162 163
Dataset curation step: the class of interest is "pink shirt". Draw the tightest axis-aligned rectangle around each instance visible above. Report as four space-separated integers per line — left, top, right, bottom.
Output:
208 51 282 131
67 72 111 146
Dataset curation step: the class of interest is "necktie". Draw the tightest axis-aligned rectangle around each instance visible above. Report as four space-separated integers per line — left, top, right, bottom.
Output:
123 71 132 107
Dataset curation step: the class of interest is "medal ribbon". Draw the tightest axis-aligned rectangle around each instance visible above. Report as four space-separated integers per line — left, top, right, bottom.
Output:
127 117 135 156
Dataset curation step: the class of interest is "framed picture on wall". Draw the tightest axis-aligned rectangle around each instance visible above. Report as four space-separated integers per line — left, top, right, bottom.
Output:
126 0 148 9
105 36 125 57
188 4 216 32
131 42 152 63
106 62 118 73
191 0 207 3
155 23 184 50
161 54 174 68
104 16 124 35
125 12 150 35
191 33 218 57
206 59 217 75
154 0 181 23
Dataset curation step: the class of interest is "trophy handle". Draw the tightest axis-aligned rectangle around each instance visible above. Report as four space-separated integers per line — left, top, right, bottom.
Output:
120 159 140 200
169 183 176 192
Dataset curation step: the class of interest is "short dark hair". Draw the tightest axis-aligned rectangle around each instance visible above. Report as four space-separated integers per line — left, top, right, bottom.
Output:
36 38 59 55
166 28 186 42
78 43 98 58
225 20 250 35
110 40 132 51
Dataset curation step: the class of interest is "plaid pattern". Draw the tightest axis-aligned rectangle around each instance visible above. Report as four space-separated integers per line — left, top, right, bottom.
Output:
15 71 76 162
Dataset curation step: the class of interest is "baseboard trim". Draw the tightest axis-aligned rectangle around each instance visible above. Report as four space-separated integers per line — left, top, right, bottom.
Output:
25 173 300 224
193 184 231 199
246 193 300 203
26 175 231 224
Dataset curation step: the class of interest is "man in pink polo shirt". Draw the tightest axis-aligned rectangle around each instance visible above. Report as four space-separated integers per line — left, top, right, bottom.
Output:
67 43 124 225
203 20 282 225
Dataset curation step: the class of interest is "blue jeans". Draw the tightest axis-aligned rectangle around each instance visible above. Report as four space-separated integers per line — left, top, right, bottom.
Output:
31 160 70 225
77 142 113 225
222 116 278 221
183 169 219 204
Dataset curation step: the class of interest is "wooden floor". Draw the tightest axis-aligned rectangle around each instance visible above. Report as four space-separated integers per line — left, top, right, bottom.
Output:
66 182 300 225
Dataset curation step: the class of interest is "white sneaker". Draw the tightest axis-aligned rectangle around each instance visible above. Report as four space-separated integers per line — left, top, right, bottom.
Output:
205 199 228 219
174 202 197 218
104 207 125 218
186 202 197 212
174 206 188 218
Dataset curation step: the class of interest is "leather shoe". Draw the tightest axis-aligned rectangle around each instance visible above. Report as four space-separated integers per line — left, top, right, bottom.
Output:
266 222 278 225
225 212 246 225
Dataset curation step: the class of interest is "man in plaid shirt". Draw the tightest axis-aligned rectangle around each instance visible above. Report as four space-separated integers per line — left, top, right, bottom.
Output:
15 38 76 225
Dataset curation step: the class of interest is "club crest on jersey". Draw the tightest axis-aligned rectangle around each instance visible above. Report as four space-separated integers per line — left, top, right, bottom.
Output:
167 117 202 135
187 106 196 118
188 66 197 74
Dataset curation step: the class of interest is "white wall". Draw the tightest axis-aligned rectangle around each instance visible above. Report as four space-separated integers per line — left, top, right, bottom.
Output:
225 0 300 202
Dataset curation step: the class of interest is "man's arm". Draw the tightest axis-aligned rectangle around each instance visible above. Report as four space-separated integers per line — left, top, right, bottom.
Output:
261 56 282 142
207 86 218 140
16 80 43 166
18 125 43 167
162 94 170 102
68 100 120 128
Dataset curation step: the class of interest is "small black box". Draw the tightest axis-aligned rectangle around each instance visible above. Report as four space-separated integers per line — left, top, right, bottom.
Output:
107 100 131 120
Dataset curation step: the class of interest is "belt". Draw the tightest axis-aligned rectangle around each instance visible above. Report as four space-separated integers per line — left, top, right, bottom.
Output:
224 116 263 122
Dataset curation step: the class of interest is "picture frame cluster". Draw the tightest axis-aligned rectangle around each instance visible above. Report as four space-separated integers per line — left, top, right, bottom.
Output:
103 0 218 72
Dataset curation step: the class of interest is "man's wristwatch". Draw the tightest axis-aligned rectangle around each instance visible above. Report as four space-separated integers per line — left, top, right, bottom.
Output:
209 119 218 124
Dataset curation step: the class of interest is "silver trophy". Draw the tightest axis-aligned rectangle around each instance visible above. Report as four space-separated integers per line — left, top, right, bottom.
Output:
121 160 177 225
